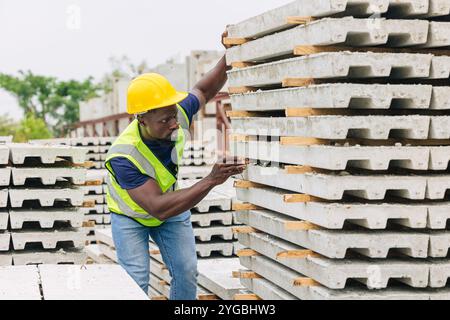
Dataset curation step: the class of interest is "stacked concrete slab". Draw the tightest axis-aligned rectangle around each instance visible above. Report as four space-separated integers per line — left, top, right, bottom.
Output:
177 178 242 258
82 169 110 244
0 143 89 266
226 0 450 300
149 248 246 300
30 138 113 244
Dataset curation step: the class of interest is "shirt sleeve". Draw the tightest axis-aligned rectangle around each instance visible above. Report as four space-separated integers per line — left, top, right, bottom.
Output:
179 93 200 124
109 157 150 190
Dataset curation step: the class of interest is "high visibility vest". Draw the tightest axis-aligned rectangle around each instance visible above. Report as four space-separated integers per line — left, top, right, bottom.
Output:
105 104 190 227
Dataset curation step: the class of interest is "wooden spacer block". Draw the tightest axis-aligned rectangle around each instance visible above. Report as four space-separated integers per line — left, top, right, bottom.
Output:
226 110 260 118
232 271 262 279
234 180 265 189
286 16 316 25
277 250 320 259
282 78 316 87
84 179 103 186
231 61 256 69
293 45 345 56
232 226 259 234
228 86 257 94
198 294 220 301
283 194 324 203
82 221 96 228
293 277 320 287
223 37 250 46
284 221 321 231
151 296 168 301
232 203 261 211
82 200 96 208
284 165 320 174
237 249 261 257
280 137 330 146
285 108 353 117
234 293 262 300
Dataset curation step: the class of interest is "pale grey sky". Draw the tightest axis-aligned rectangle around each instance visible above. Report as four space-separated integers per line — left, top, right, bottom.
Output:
0 0 291 120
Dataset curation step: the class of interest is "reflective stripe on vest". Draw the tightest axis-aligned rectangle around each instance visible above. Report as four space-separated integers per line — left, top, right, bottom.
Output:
107 144 157 180
105 104 190 226
106 175 154 220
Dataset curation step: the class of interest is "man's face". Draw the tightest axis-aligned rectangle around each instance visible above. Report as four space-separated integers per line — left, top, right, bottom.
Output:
139 105 179 141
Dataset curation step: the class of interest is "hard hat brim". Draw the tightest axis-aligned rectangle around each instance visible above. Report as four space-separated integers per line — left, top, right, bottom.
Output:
128 91 189 114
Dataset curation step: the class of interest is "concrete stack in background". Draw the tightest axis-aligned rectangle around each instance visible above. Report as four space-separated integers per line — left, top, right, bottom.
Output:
82 169 109 244
226 0 450 300
31 138 113 244
0 136 12 143
0 143 89 266
180 140 215 166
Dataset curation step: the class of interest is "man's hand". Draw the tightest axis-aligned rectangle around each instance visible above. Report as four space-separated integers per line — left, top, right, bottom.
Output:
206 156 247 185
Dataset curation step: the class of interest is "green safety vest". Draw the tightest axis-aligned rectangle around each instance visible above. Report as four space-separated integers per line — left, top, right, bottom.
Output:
105 104 190 227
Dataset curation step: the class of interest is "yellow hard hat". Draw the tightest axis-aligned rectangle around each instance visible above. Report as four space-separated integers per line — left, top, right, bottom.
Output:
127 73 188 114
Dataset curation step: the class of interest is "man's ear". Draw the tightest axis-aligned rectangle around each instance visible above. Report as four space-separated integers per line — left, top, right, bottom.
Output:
137 114 145 126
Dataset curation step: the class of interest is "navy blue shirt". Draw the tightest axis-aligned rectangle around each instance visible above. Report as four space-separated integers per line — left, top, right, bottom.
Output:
109 93 200 190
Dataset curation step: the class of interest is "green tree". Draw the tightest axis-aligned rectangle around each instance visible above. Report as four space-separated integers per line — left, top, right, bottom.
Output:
13 114 53 142
0 114 18 137
0 71 101 135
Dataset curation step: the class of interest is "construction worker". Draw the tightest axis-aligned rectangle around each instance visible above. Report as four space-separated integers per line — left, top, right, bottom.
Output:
105 33 245 299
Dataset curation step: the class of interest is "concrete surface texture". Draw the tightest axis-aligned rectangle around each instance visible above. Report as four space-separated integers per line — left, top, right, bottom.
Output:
9 209 85 229
231 115 432 140
9 187 85 208
231 140 433 171
227 18 431 63
85 244 115 264
8 143 87 165
11 167 86 186
229 84 446 111
197 258 247 300
95 228 114 248
238 232 434 289
235 187 431 229
239 255 438 300
236 210 430 259
0 146 9 165
0 211 8 230
0 168 11 186
0 232 10 251
191 211 234 227
227 52 433 88
0 253 12 266
12 249 87 266
227 0 450 39
11 229 85 250
0 266 41 300
38 265 149 300
0 189 7 208
240 165 448 201
193 226 235 241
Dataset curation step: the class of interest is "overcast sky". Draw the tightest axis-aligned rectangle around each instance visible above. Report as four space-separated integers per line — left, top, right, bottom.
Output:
0 0 291 120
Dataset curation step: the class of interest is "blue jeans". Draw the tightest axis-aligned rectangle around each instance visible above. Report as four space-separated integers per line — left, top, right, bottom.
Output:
111 210 198 300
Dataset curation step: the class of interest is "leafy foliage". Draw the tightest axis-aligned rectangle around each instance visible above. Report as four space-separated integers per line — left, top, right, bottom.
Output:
0 71 100 135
